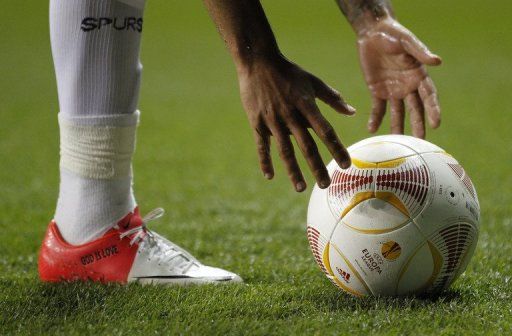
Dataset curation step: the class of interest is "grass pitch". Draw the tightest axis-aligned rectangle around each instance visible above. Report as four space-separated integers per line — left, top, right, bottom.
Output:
1 1 511 335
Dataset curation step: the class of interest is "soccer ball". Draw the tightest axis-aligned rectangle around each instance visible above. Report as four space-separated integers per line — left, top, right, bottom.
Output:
307 135 480 296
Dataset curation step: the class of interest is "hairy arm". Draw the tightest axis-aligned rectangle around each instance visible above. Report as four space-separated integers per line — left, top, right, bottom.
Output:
204 0 355 192
203 0 279 72
335 0 442 138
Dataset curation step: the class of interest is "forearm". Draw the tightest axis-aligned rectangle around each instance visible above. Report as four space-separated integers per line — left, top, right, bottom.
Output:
203 0 281 73
335 0 395 34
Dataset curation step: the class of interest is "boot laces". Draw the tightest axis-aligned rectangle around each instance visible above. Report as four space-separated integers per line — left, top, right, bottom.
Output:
117 208 197 274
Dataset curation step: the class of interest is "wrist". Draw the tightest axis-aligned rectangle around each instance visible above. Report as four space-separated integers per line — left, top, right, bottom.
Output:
351 7 394 37
233 45 284 76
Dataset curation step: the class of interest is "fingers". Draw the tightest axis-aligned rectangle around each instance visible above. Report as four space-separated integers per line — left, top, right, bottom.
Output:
368 97 386 133
298 99 351 170
390 99 405 134
419 77 441 128
268 121 306 192
288 119 330 189
252 127 274 179
406 92 425 139
401 34 442 66
309 74 356 115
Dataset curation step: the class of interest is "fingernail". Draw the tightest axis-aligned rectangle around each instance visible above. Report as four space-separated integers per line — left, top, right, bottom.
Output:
346 104 356 114
319 179 331 189
430 54 442 65
296 181 306 192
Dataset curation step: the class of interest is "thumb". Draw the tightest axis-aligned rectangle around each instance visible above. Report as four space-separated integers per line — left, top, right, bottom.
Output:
401 34 442 66
309 74 356 116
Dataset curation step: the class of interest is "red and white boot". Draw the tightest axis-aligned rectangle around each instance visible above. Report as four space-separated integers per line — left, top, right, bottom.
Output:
39 208 242 285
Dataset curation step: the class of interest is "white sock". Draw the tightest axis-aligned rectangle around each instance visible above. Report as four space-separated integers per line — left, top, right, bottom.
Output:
50 0 146 245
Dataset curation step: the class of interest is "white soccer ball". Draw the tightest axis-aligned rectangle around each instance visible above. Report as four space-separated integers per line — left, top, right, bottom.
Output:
307 135 480 296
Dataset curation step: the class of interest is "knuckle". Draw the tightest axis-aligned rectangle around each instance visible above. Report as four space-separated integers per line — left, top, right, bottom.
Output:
313 167 328 179
262 107 278 123
253 126 264 137
411 120 423 127
298 99 317 114
256 142 268 155
372 105 385 115
420 84 436 98
302 143 318 158
318 125 336 139
265 113 278 125
418 85 427 96
281 111 295 123
299 95 315 105
328 87 341 99
314 171 328 184
280 145 295 160
425 91 435 101
288 174 300 184
260 163 271 171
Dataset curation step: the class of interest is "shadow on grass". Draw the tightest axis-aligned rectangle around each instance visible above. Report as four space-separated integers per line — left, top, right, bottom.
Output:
305 286 470 313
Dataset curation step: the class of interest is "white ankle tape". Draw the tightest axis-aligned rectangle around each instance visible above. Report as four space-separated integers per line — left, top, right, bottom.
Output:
59 113 139 179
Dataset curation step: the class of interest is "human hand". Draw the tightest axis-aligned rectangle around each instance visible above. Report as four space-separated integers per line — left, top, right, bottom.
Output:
238 56 356 192
357 18 442 138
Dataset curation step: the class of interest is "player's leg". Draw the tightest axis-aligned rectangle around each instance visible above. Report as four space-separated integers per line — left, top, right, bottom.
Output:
39 0 241 284
51 0 143 245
